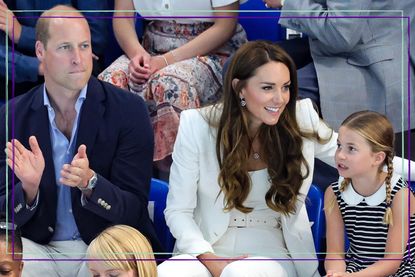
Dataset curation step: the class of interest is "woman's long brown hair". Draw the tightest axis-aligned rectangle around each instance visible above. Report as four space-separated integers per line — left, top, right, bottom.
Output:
211 41 327 215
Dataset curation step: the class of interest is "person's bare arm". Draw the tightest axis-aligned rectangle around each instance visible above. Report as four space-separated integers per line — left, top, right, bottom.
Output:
163 2 240 65
113 0 151 83
324 186 347 274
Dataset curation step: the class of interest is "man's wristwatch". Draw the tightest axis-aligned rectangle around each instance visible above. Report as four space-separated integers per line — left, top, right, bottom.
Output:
78 171 97 192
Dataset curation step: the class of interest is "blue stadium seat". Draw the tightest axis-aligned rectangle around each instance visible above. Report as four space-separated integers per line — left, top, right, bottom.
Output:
148 178 175 253
306 184 325 253
239 1 283 41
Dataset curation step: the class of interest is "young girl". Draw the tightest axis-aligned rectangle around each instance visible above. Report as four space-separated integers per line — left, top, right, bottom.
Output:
324 111 415 277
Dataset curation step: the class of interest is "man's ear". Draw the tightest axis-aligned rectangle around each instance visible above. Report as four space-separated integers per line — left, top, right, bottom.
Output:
35 41 45 61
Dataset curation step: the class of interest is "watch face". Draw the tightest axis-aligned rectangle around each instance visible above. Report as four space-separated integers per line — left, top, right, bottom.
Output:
87 173 98 189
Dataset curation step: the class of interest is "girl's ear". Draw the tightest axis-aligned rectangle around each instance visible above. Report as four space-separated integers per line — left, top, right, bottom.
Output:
373 151 386 167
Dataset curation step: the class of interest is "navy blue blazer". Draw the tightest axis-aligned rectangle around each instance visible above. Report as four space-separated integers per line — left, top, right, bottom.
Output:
0 77 162 252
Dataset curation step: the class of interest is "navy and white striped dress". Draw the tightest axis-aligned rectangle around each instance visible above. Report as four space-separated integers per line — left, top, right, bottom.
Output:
332 173 415 276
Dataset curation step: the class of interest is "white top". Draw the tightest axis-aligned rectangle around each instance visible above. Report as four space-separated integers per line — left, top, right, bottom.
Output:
246 168 271 208
132 0 246 23
213 169 288 258
228 168 282 229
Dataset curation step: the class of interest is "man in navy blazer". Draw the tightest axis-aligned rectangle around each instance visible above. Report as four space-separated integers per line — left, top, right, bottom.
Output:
0 5 161 276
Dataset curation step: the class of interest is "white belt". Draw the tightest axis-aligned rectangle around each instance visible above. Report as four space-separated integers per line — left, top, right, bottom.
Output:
228 213 282 229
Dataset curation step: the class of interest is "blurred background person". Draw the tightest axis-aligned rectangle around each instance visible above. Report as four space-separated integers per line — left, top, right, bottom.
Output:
269 0 415 161
99 0 247 177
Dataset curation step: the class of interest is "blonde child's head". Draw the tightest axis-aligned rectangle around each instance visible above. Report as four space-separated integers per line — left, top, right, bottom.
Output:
87 225 157 277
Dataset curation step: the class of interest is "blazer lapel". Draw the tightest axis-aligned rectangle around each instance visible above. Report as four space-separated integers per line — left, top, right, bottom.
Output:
75 77 105 157
29 86 57 202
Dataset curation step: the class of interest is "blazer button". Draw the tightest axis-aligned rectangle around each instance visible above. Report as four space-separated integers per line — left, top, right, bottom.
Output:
48 226 54 233
97 198 103 204
14 203 22 213
106 205 111 210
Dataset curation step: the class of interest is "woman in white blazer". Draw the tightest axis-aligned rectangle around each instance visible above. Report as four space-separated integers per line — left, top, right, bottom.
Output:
158 41 414 277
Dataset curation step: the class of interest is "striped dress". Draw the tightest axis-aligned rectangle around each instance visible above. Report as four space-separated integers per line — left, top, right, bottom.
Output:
332 173 415 276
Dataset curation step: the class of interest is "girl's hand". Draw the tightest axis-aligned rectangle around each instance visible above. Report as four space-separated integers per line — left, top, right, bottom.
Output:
326 271 350 277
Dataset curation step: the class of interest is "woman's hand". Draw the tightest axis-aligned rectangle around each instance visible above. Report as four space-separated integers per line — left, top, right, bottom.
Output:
148 55 170 74
128 51 152 84
114 0 151 84
197 252 248 277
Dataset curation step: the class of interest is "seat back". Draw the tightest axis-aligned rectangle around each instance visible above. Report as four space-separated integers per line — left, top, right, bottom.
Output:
148 178 175 253
306 184 325 253
239 1 283 41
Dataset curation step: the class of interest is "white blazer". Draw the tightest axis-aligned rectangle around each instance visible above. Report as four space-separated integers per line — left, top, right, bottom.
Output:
165 99 414 277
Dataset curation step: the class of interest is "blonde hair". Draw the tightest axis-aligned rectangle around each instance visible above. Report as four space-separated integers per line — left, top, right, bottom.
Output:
328 111 395 225
87 225 157 277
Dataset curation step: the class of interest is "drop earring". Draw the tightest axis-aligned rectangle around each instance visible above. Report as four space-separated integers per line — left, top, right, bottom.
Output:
240 97 246 107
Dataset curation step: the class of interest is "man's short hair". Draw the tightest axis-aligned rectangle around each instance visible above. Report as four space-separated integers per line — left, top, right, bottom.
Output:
35 4 84 47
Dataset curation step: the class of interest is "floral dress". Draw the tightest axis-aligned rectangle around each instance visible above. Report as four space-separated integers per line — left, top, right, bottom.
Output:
99 20 247 161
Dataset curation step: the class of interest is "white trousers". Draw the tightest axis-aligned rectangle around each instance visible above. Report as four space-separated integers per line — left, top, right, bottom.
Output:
157 255 297 277
22 238 89 277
